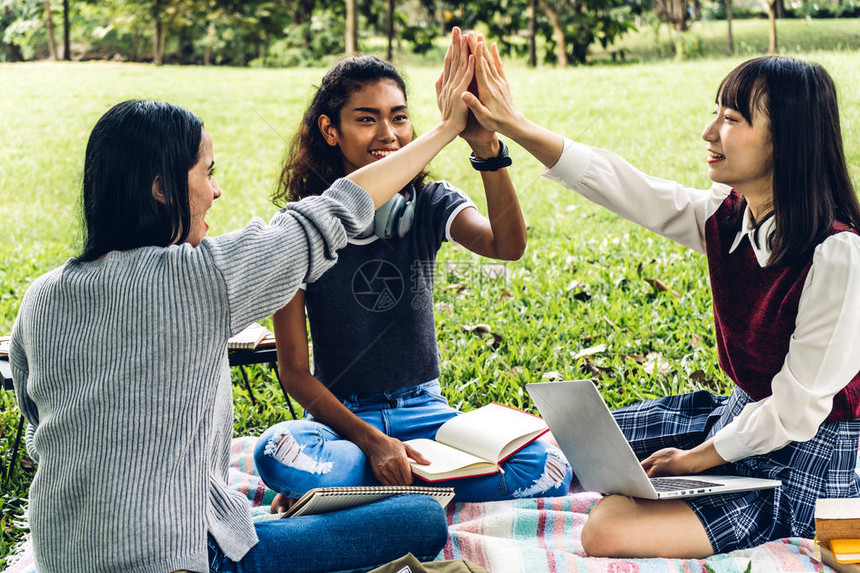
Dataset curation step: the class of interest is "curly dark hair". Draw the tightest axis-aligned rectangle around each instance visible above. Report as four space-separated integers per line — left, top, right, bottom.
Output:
273 55 427 206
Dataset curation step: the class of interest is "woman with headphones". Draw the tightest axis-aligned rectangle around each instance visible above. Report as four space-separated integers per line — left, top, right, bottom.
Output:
254 30 572 508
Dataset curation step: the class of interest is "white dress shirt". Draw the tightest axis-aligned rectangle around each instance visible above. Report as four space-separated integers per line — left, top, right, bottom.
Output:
544 138 860 463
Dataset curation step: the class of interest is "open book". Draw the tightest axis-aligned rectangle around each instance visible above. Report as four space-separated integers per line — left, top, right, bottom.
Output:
276 485 455 518
405 403 549 481
228 323 272 351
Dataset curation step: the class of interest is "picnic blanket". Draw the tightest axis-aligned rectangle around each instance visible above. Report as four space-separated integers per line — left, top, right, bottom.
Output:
4 437 836 573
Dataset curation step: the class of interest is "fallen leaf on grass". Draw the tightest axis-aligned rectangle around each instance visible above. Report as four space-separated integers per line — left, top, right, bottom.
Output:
566 281 592 301
573 344 607 360
642 352 670 376
461 323 503 349
691 333 700 347
644 278 680 298
580 359 607 378
542 371 563 382
690 369 723 393
603 315 620 330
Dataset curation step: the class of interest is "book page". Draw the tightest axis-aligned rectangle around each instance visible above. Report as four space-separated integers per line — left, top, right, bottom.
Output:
228 322 272 350
405 438 496 475
817 498 860 519
434 403 548 463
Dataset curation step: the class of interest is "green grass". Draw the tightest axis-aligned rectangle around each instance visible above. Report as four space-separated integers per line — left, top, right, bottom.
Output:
1 38 859 564
590 17 860 62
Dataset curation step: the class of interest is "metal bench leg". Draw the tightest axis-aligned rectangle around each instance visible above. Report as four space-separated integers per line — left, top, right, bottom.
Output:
270 362 298 420
4 414 25 489
238 366 257 405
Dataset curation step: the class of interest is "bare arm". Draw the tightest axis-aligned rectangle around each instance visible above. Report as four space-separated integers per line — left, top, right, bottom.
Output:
447 166 526 261
441 34 526 261
271 292 430 487
348 27 474 208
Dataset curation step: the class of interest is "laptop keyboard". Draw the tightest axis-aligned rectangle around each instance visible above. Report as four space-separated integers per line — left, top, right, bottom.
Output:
650 477 724 492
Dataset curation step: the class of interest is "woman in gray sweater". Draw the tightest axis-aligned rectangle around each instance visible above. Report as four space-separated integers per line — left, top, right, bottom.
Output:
9 36 474 573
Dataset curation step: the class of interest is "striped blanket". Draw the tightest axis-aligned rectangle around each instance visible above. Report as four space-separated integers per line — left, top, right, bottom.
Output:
4 437 836 572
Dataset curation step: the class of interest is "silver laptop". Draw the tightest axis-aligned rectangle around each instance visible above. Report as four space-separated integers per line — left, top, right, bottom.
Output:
527 380 781 499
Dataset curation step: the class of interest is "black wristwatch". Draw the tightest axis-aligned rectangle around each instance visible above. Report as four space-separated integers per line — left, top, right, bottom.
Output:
469 139 512 172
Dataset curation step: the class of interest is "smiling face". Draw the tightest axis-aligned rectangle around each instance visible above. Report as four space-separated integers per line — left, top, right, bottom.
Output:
702 98 774 211
185 129 221 246
318 79 413 175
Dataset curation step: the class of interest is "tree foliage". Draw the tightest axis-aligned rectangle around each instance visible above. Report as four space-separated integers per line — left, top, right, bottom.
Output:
447 0 635 66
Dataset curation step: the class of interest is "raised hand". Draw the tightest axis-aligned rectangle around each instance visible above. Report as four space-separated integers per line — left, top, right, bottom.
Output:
461 39 523 137
435 27 475 138
457 33 497 148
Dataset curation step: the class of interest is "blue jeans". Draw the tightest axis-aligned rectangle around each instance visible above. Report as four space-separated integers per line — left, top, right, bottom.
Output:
207 494 448 572
254 380 572 502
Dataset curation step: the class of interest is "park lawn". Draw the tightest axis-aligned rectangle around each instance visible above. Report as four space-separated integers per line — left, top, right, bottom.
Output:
590 17 860 62
0 45 858 563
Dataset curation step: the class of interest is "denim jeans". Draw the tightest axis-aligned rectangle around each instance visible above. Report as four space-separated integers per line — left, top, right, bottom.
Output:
254 380 572 502
207 494 448 573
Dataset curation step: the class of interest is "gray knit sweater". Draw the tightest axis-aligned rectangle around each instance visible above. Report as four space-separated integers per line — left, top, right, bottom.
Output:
10 179 373 573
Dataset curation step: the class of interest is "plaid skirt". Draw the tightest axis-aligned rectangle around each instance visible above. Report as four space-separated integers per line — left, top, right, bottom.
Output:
612 386 860 553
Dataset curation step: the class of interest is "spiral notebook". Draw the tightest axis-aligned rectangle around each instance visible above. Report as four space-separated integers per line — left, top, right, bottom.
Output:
279 485 455 518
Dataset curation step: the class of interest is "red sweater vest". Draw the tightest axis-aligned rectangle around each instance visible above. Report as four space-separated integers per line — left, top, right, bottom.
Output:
705 190 860 422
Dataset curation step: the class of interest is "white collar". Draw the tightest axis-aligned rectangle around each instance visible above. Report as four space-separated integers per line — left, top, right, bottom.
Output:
727 206 774 268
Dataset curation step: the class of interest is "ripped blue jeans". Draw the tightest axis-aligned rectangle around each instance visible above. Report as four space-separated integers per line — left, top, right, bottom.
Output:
253 380 572 502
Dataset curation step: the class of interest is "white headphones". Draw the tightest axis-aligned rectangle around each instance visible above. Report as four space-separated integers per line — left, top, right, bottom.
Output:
364 185 416 239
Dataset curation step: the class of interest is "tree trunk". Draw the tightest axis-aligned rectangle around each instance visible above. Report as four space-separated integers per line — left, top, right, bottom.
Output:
693 0 701 19
725 0 733 55
204 17 215 66
62 0 70 60
153 0 163 65
527 0 537 67
386 0 394 61
767 0 777 53
775 0 785 18
345 0 357 55
673 23 685 60
538 0 567 67
158 25 167 63
45 0 59 60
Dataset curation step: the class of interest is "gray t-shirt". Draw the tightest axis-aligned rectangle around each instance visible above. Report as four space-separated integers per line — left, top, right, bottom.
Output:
10 179 373 573
304 180 474 397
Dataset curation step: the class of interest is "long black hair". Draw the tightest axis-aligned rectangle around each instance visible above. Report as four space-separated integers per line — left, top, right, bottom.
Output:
80 100 203 261
273 55 426 205
718 56 859 267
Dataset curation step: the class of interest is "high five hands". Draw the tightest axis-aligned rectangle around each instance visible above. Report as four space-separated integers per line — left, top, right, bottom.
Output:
437 28 522 141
